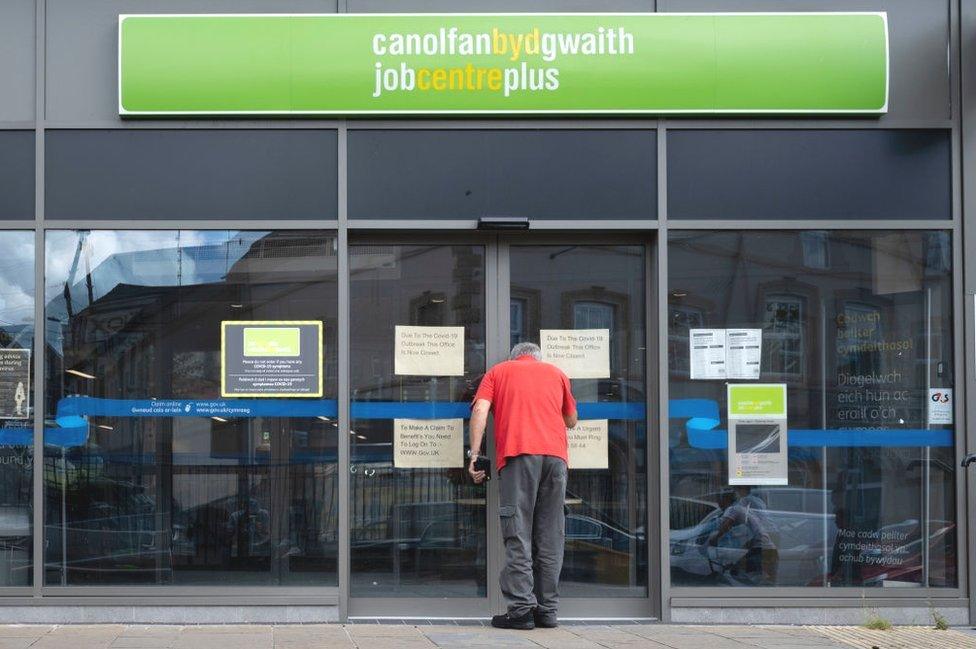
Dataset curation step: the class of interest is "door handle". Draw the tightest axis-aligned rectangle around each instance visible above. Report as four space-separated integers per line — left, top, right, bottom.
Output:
961 453 976 468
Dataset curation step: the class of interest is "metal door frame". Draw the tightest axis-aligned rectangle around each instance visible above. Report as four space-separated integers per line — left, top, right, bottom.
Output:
493 232 658 620
345 231 659 620
345 232 496 620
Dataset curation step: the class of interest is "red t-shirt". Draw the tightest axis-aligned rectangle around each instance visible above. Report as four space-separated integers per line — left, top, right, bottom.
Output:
473 355 577 470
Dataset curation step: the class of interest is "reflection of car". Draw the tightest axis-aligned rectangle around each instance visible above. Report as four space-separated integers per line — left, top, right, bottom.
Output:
45 472 166 584
567 514 644 551
351 500 485 581
835 519 956 588
351 498 648 587
563 514 646 585
670 488 836 587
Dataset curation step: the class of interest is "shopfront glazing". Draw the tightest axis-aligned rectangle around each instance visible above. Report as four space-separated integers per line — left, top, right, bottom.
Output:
0 0 970 626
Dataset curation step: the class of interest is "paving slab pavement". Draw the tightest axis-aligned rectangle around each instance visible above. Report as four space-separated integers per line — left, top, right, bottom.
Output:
0 623 967 648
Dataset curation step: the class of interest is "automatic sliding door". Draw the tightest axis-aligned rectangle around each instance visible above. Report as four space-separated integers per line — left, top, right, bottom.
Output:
349 243 487 601
507 243 649 601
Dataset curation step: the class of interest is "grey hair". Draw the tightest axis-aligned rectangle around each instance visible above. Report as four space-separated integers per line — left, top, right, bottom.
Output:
510 342 542 360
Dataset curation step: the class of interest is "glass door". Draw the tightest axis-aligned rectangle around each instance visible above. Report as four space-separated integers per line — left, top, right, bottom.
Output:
346 234 655 619
348 237 491 617
492 236 654 618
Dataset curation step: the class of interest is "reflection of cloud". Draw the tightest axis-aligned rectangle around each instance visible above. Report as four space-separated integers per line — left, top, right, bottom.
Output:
0 232 36 326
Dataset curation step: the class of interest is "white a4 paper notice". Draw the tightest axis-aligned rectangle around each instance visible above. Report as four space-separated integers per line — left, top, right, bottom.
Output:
690 328 762 380
689 329 726 380
726 329 761 379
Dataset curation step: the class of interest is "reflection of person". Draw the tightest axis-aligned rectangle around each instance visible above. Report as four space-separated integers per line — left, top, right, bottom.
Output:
707 486 779 585
225 498 271 557
468 342 577 630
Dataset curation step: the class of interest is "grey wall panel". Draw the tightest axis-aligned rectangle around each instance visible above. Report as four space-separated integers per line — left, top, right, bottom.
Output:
0 0 35 122
349 1 653 11
661 0 950 122
0 131 34 219
47 0 947 124
348 129 656 220
45 0 338 124
667 129 950 220
45 130 337 220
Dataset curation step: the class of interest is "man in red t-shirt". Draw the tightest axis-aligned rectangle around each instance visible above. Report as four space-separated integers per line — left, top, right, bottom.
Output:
468 342 577 630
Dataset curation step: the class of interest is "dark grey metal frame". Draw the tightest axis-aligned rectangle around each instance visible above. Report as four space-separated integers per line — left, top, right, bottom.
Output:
342 230 657 621
0 0 967 625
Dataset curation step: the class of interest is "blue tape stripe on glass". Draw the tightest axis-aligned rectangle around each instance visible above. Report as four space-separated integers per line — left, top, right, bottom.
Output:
672 398 952 448
684 426 953 448
8 427 89 448
669 398 720 420
51 397 647 422
55 396 340 420
36 397 951 451
350 401 472 419
576 402 646 420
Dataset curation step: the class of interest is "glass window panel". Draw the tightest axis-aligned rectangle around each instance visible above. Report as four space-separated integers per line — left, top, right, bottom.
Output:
349 244 487 598
0 232 33 586
668 231 956 589
510 244 647 598
44 230 338 586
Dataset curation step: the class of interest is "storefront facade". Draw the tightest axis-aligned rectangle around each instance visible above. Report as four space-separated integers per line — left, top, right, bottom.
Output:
0 0 972 625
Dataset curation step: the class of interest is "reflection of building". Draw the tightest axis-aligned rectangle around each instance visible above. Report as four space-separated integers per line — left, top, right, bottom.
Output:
44 232 339 586
668 232 956 598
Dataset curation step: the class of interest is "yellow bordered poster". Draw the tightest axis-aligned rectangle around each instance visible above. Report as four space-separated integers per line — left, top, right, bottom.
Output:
221 321 323 397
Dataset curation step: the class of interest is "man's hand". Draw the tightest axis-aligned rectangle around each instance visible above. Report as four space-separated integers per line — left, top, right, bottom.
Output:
468 457 487 484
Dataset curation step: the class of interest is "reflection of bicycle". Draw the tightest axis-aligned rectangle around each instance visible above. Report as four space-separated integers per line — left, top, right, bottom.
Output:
697 543 760 587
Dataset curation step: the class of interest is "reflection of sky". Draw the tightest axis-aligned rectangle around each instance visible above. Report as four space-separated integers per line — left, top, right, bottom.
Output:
44 231 267 352
45 230 265 316
0 232 35 329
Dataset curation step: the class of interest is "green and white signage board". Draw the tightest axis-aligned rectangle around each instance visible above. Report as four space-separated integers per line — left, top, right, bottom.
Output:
727 383 788 486
118 13 889 116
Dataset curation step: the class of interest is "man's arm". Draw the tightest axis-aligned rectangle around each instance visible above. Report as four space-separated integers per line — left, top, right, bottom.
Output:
708 511 736 546
560 374 578 429
563 410 578 429
468 398 491 483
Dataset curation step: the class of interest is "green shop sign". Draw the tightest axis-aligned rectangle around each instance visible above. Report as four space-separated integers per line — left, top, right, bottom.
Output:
118 13 889 116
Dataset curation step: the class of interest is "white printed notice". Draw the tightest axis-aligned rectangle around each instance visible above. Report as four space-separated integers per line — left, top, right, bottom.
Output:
726 329 762 379
567 419 609 469
394 325 465 376
689 329 726 379
540 329 610 379
393 418 464 468
928 388 953 425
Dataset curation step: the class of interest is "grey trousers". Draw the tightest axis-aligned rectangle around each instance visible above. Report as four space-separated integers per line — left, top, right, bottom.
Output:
498 454 567 617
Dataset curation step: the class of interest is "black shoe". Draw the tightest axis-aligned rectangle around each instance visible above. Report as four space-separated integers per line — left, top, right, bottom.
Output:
533 610 558 628
491 610 535 630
